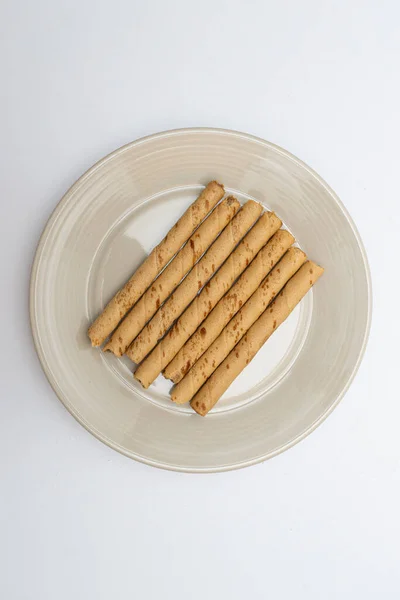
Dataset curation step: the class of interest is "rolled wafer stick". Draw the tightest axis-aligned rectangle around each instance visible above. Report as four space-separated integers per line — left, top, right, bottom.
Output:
103 197 239 356
172 247 306 404
88 180 224 347
133 210 280 387
190 260 324 416
164 229 294 384
128 199 263 366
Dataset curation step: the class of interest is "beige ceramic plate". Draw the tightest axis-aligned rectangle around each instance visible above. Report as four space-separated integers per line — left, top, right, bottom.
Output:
30 128 371 472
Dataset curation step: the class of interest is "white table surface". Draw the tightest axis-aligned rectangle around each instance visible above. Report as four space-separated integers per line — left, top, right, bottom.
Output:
1 1 399 598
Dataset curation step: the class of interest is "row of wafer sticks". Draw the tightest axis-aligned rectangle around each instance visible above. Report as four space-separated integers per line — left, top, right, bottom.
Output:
88 181 324 416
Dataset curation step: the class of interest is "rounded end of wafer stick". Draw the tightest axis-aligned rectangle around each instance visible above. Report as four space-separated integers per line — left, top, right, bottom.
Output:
244 199 263 211
285 247 307 260
170 380 192 404
162 370 175 383
190 398 207 416
307 260 324 278
163 361 185 383
272 231 296 256
208 180 224 191
272 229 295 246
263 211 282 229
87 327 101 347
170 389 185 404
225 195 240 207
102 340 124 357
133 367 150 389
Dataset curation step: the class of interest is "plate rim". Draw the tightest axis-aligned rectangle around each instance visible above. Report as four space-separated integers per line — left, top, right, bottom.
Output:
29 126 373 473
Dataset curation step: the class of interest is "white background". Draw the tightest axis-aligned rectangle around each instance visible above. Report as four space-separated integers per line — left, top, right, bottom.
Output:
1 1 399 598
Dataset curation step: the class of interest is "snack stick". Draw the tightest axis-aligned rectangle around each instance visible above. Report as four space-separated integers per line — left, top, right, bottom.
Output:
165 229 294 383
191 260 323 415
88 180 224 346
173 247 306 404
103 197 238 356
128 199 263 368
133 210 280 387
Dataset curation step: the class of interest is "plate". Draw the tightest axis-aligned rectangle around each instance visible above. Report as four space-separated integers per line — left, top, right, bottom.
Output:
30 128 371 472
